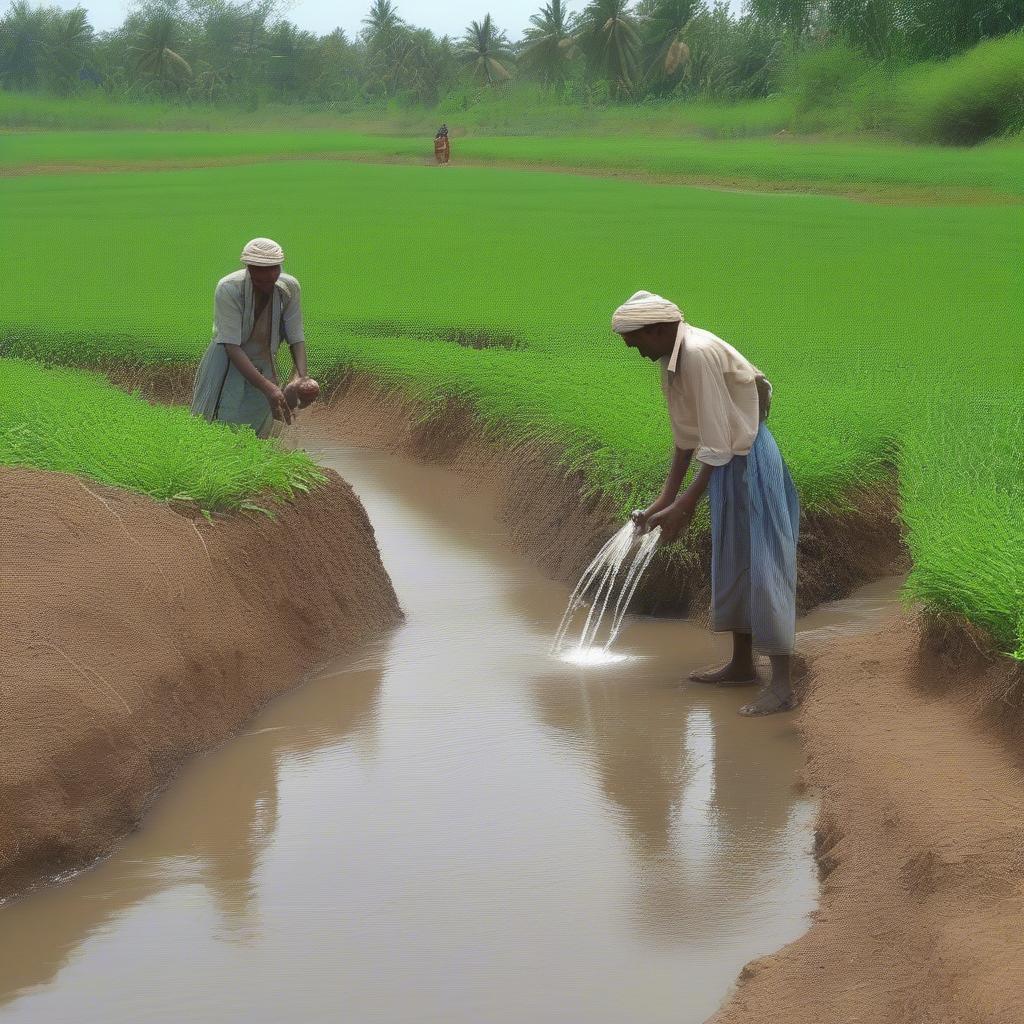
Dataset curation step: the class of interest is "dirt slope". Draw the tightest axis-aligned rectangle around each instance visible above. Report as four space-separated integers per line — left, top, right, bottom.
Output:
710 616 1024 1024
302 374 908 621
0 466 401 900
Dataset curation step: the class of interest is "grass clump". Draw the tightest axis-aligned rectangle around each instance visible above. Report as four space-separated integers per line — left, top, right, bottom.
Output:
0 358 324 513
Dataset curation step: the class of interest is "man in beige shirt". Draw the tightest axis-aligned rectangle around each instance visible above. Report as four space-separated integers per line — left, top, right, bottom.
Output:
612 291 800 716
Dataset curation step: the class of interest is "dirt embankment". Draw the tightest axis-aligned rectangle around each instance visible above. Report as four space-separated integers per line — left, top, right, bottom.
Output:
709 618 1024 1024
12 365 1021 1017
303 374 1024 1024
302 374 908 626
0 466 401 901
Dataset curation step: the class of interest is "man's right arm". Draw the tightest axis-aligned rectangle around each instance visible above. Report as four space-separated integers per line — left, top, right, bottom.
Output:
633 447 693 530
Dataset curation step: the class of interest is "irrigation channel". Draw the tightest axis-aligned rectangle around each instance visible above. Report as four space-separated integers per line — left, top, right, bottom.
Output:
0 434 902 1024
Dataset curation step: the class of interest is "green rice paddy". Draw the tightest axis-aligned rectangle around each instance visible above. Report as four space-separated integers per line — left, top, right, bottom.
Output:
1 149 1021 656
0 359 324 513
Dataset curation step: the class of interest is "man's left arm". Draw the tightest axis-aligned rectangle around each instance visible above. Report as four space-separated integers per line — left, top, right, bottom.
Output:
288 342 308 381
280 279 309 381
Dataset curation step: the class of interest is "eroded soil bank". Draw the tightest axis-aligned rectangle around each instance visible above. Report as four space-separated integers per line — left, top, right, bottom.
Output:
5 365 1021 1021
0 440 829 1023
303 374 908 625
0 465 401 900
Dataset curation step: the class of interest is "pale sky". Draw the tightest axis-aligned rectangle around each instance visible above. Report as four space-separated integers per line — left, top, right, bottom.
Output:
48 0 745 42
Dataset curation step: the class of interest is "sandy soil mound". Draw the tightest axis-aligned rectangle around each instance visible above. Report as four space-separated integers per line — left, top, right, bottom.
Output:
710 615 1024 1024
0 466 401 900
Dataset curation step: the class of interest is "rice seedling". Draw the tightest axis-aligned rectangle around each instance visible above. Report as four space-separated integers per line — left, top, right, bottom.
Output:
0 358 324 513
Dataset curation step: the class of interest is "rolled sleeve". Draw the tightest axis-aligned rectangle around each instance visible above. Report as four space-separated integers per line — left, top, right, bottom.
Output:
281 278 305 346
213 280 243 346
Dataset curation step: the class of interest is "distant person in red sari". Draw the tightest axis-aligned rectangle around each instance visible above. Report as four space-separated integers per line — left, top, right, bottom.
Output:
434 124 450 165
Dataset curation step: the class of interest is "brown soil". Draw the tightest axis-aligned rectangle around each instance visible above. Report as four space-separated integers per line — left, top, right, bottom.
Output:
10 363 1020 1020
0 466 401 901
709 614 1024 1024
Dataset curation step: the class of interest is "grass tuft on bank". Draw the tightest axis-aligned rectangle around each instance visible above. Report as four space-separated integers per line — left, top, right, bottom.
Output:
0 358 324 513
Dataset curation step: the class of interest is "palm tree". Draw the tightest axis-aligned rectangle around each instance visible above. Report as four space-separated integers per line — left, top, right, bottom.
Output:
458 14 514 85
362 0 403 45
520 0 579 86
362 0 405 95
130 12 192 93
0 0 51 89
578 0 640 96
641 0 699 85
46 6 93 92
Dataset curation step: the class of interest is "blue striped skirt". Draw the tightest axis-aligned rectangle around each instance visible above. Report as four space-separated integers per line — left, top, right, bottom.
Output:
708 424 800 655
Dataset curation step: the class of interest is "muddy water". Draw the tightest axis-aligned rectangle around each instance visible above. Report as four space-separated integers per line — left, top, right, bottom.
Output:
0 442 902 1024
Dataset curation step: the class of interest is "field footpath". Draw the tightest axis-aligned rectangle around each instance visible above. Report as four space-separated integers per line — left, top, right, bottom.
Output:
0 463 401 901
298 372 1024 1023
2 149 1020 207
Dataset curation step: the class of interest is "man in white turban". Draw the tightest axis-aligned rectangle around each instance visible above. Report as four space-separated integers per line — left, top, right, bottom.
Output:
612 290 800 716
191 237 316 438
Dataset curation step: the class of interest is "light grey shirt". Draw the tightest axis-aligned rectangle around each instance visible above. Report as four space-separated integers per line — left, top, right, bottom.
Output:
212 268 305 354
190 268 305 436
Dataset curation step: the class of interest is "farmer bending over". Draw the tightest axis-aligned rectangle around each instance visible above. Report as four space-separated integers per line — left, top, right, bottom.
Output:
613 291 800 716
191 237 317 439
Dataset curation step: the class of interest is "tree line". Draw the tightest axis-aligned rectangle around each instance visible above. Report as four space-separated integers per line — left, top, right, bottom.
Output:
1 0 1021 107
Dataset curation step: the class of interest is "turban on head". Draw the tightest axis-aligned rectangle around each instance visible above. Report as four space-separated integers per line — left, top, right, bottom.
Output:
240 237 285 266
611 290 687 372
611 290 683 334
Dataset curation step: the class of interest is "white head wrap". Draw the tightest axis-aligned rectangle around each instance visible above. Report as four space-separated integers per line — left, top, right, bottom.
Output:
240 237 285 266
611 290 687 372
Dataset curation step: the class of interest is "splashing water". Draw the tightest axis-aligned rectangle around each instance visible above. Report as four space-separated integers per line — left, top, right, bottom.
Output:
551 521 662 659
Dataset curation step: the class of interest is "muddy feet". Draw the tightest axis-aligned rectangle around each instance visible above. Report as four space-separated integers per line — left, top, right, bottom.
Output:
688 661 758 686
738 685 796 717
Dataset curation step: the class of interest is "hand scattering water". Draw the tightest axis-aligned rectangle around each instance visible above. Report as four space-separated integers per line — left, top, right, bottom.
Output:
551 520 662 658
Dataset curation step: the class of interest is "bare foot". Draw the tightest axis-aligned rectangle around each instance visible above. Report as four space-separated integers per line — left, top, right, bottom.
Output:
738 685 795 716
688 662 758 686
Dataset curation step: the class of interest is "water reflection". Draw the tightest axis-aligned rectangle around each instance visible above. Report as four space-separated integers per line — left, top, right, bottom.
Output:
0 657 384 1007
531 663 805 946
